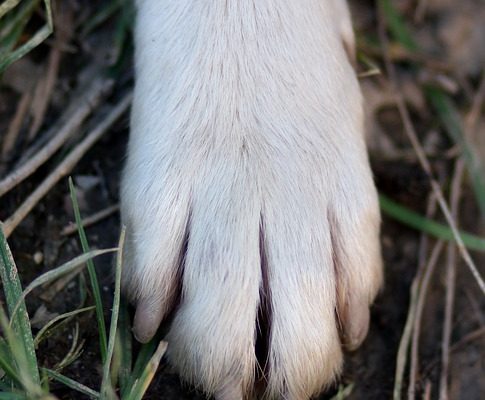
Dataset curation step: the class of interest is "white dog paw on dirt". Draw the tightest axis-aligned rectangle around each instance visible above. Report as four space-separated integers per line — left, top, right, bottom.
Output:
120 1 383 399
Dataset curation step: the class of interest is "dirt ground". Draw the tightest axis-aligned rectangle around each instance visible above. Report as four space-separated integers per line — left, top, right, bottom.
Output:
1 0 484 399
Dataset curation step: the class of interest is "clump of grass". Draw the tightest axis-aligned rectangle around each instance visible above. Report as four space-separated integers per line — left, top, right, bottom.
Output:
0 180 166 399
0 0 53 73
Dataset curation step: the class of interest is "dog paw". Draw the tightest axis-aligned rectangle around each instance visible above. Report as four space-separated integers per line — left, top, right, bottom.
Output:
120 2 383 399
120 133 382 399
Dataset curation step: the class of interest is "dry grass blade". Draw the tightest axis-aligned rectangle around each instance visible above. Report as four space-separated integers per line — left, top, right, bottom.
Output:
427 90 485 216
408 240 444 400
1 92 32 162
439 158 465 400
124 341 168 400
0 78 114 197
377 5 485 296
1 92 132 237
28 3 74 141
394 240 444 400
439 246 456 400
423 381 432 400
39 267 86 302
100 227 125 399
55 323 83 370
34 306 95 347
394 275 417 399
407 194 437 400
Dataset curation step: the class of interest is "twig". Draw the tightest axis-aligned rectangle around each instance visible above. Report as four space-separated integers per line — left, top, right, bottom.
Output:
61 204 119 236
377 6 485 296
1 92 132 238
0 78 114 197
407 240 444 400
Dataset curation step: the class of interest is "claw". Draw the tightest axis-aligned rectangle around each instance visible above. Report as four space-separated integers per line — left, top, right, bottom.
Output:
133 297 166 343
340 294 370 351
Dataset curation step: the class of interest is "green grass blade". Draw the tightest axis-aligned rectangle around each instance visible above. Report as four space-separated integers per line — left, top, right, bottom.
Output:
111 0 134 64
330 383 354 400
68 178 108 363
117 300 132 396
81 0 121 36
0 0 38 41
124 341 167 400
0 393 28 400
0 227 40 385
122 339 158 397
42 0 52 30
42 368 100 399
0 22 50 71
0 337 22 385
0 306 42 396
100 228 125 399
0 0 53 73
54 323 83 371
0 380 17 391
10 249 116 324
0 0 21 19
34 306 95 347
379 194 485 251
378 0 418 51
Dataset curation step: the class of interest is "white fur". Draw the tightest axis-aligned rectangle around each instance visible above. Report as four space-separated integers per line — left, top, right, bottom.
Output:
121 1 383 399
